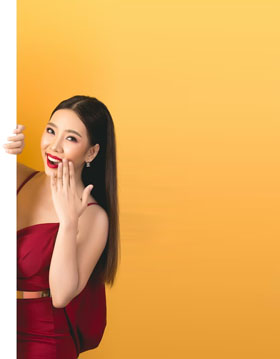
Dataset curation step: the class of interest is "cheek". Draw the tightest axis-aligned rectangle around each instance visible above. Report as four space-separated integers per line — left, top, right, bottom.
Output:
40 135 49 149
65 147 84 160
54 144 83 163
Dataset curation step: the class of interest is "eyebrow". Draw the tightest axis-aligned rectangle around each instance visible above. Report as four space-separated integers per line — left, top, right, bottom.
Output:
47 122 82 138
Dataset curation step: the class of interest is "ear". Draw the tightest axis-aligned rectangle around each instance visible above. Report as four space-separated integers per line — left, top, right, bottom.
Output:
86 143 100 162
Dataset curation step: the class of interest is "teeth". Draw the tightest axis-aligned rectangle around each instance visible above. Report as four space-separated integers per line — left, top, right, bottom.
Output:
47 155 61 163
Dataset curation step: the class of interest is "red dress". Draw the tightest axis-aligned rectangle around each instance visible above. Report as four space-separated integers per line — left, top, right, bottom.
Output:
17 171 107 359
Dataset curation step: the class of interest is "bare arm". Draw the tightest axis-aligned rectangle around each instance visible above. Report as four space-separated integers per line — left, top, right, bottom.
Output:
49 220 80 308
49 206 108 308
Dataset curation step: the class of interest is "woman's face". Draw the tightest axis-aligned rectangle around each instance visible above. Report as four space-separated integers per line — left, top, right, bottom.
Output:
40 109 97 178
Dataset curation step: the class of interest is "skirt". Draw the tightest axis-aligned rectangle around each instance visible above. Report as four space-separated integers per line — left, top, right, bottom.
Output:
17 296 78 359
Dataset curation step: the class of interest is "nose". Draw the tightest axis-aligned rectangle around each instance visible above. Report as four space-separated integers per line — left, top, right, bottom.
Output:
49 136 63 153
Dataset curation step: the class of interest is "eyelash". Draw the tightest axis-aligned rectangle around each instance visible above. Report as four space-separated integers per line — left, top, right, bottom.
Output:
46 127 78 142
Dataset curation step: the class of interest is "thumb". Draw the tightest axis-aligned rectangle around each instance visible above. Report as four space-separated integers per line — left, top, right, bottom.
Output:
81 185 94 206
14 124 25 133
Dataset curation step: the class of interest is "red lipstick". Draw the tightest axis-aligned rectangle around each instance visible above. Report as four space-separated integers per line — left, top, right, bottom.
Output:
46 153 63 169
46 153 62 161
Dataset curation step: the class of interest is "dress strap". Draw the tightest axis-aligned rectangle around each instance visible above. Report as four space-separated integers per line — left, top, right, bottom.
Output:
17 171 40 195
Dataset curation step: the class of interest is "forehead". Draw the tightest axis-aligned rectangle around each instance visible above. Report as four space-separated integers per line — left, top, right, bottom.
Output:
50 109 86 132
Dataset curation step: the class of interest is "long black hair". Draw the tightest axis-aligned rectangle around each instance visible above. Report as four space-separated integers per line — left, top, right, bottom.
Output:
50 95 120 287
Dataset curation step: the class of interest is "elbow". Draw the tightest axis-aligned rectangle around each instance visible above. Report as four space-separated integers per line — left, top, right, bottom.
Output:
52 297 67 308
50 283 79 308
51 293 72 308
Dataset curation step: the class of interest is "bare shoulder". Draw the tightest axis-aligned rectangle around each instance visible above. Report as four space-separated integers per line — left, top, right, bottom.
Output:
17 162 37 191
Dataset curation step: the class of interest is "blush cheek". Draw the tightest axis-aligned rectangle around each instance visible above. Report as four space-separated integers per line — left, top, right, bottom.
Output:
64 147 82 165
41 135 49 149
40 139 46 156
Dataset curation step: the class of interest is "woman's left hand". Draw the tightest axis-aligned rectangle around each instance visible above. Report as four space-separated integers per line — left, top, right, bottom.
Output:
50 159 94 224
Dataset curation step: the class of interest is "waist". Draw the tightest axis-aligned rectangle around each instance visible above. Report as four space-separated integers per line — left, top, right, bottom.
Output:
17 289 52 299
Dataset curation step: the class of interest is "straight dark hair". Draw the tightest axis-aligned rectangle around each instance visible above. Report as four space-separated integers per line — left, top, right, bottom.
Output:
49 95 120 287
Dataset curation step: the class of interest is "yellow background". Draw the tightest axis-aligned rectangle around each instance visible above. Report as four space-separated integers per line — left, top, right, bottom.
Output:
18 1 280 358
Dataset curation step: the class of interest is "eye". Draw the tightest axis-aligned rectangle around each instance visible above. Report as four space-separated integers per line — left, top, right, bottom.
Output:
66 135 77 142
46 127 54 134
46 127 77 142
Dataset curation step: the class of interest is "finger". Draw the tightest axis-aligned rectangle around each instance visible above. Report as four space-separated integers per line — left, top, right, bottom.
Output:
7 133 24 141
13 124 25 134
69 161 76 193
3 140 23 149
4 148 22 154
81 185 94 208
57 162 63 191
50 170 56 191
63 159 69 190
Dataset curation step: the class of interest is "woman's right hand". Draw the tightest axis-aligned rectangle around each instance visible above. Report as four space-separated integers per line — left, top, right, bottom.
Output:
2 124 25 155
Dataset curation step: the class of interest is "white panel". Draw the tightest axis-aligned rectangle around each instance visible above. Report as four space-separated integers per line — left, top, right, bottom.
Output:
0 1 17 358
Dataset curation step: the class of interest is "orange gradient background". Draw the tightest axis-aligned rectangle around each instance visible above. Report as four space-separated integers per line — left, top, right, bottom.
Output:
17 1 280 358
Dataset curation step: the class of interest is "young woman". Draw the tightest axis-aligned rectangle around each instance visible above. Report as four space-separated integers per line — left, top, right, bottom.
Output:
4 95 120 358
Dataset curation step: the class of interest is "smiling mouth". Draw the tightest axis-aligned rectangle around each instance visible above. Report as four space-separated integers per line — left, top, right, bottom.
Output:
47 156 58 168
46 153 62 167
